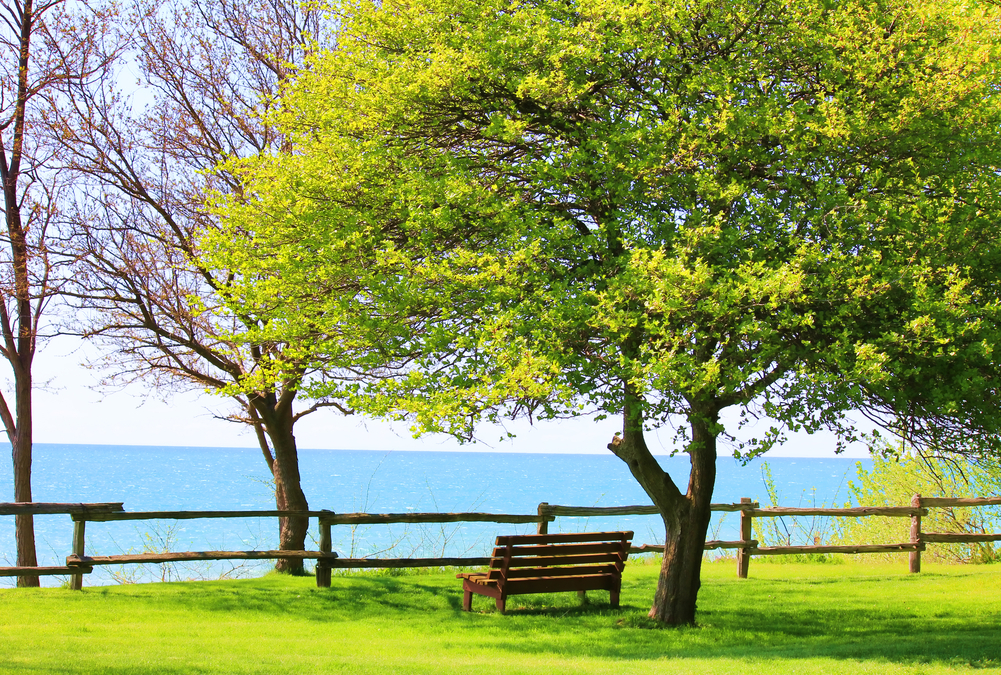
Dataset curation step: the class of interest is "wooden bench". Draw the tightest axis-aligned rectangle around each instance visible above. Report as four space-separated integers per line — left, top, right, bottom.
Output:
457 531 632 613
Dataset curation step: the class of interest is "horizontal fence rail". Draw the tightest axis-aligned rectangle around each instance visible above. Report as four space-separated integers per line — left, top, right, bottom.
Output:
319 512 551 526
537 496 1000 578
67 550 340 565
2 494 999 586
541 503 755 516
0 503 557 588
920 497 1001 507
532 494 1001 572
0 565 95 577
0 503 123 516
748 506 925 517
73 510 335 522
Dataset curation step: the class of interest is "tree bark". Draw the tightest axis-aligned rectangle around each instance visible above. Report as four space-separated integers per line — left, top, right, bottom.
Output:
249 393 309 574
608 387 718 624
2 0 40 587
650 409 717 624
11 362 38 587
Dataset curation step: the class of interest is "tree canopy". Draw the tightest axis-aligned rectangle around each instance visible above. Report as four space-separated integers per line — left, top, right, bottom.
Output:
205 0 1001 622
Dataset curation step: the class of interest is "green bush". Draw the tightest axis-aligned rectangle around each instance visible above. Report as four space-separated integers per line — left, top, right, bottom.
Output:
833 450 1001 563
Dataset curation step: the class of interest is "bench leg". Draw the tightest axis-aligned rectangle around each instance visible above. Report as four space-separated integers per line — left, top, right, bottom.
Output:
495 596 506 614
610 588 620 609
462 589 473 611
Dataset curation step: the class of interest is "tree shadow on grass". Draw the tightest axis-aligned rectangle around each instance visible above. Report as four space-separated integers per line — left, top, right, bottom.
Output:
446 571 1001 668
105 574 463 621
95 569 1000 670
471 603 1000 670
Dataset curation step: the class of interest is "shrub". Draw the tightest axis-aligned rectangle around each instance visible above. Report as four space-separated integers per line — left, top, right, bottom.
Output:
833 450 1001 563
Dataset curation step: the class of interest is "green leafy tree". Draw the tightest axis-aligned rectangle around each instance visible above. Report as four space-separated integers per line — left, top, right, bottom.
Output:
205 0 1001 623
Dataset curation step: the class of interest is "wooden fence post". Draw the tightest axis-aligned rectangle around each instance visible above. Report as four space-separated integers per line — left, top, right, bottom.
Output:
909 494 922 573
737 498 753 579
70 518 86 591
316 511 332 588
537 503 549 535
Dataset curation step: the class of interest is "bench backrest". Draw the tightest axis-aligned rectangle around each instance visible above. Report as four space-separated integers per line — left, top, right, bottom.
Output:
487 531 632 581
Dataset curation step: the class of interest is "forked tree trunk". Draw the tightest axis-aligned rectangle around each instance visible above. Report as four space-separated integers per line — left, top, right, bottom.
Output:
647 416 717 624
608 388 718 625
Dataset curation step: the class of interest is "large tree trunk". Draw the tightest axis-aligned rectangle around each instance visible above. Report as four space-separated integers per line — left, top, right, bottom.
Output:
647 412 717 624
270 429 309 574
249 394 309 574
608 387 718 624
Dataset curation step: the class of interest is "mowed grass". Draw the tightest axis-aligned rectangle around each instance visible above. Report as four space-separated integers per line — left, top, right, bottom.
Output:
1 560 999 675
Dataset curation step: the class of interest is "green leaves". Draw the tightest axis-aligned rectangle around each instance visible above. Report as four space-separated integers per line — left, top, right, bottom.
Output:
205 0 1001 458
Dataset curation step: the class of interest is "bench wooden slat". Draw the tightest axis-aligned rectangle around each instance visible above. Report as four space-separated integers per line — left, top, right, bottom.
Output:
504 574 618 596
459 531 631 613
504 564 620 579
496 531 633 546
456 572 494 582
462 565 622 581
495 542 631 557
498 552 626 568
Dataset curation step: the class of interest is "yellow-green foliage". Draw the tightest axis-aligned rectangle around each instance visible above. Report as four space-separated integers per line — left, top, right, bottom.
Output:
834 452 1001 563
204 0 1001 454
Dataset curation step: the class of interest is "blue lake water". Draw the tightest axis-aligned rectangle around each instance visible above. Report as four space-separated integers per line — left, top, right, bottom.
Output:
1 444 869 586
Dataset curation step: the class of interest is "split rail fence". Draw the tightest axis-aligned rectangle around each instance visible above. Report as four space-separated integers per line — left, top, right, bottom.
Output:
2 494 999 588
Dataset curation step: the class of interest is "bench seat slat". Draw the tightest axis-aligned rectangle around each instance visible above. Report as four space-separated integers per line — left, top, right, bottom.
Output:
459 573 497 585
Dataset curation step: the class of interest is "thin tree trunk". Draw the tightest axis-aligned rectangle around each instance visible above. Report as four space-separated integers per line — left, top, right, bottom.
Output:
13 397 38 587
10 324 38 591
2 0 40 589
9 347 38 589
6 199 39 589
4 349 37 586
249 394 309 574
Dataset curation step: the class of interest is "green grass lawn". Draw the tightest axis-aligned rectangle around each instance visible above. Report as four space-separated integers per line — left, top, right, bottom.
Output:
1 560 998 674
